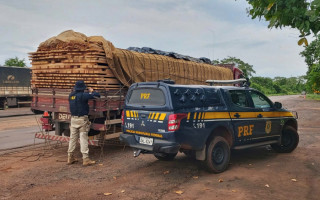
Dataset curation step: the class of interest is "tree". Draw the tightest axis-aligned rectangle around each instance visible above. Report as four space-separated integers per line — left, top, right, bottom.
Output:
211 59 221 65
251 76 276 94
296 75 307 92
246 0 320 46
219 56 256 77
250 76 305 94
306 64 320 93
300 34 320 73
300 34 320 92
274 76 305 93
4 57 27 67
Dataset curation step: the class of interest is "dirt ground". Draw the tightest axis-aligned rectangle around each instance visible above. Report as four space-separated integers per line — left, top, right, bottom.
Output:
0 95 319 200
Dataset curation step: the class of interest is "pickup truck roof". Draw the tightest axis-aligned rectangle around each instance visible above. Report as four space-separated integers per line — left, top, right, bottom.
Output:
131 81 253 92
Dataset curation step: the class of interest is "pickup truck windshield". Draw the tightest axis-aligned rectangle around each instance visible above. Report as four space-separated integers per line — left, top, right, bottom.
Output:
128 88 166 106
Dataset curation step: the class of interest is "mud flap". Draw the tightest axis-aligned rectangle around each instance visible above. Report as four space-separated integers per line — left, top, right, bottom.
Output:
196 144 206 161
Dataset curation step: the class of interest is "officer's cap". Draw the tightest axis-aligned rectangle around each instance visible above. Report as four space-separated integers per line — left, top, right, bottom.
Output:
74 80 86 91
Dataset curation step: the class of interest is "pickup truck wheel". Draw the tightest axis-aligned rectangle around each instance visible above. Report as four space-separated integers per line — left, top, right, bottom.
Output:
154 153 177 161
271 126 299 153
206 136 230 173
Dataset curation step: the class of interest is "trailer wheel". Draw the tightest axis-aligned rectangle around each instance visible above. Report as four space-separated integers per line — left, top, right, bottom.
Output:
0 99 7 110
205 136 230 173
271 126 299 153
154 152 177 161
63 129 70 137
31 109 43 114
0 100 4 110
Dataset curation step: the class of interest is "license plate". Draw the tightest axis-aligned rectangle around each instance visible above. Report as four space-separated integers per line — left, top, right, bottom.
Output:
139 136 153 145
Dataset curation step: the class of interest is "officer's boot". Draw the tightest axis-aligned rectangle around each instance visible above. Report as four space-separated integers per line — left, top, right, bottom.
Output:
83 157 96 166
67 153 78 165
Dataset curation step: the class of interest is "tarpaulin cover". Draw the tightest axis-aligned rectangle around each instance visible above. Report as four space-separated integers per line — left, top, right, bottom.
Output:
127 47 212 64
37 30 233 87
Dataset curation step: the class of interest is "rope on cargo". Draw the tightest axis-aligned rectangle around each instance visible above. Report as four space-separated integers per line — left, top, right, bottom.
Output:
123 50 135 84
156 53 163 81
142 52 147 81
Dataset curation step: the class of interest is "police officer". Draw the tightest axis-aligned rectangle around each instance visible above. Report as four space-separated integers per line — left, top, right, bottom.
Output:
67 80 100 166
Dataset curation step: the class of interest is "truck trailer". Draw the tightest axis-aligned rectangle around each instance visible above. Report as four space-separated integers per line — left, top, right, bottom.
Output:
30 30 243 146
0 66 32 109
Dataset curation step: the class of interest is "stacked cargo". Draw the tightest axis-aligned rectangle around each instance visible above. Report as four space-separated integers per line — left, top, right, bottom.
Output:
29 31 122 90
30 30 234 91
29 30 241 144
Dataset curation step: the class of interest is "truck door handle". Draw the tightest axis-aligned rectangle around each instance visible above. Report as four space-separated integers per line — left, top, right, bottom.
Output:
234 113 240 118
257 114 263 118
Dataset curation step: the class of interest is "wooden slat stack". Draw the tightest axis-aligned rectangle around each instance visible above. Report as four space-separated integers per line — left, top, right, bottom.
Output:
29 31 123 91
30 30 234 91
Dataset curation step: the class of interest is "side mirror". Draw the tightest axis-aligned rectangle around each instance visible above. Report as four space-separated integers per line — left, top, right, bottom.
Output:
274 102 282 109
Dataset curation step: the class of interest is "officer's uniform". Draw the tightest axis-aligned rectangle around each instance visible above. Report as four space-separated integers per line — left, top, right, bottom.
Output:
67 80 100 165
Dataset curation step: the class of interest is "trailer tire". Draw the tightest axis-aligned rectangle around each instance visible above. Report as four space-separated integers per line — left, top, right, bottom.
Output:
205 136 230 173
31 109 43 114
0 99 7 110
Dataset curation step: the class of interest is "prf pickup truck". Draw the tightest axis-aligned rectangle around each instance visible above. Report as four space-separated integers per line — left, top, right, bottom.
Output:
120 79 299 173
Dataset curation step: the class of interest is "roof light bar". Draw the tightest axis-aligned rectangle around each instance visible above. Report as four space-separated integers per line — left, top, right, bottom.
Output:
205 78 248 86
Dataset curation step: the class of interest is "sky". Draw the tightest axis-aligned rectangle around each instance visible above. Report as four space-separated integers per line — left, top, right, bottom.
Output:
0 0 311 78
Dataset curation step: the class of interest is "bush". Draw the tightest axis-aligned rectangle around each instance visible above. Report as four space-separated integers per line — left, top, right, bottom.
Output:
250 76 305 95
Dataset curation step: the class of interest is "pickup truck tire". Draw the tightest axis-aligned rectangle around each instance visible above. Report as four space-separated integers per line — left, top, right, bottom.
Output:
206 136 230 173
154 153 177 161
271 126 299 153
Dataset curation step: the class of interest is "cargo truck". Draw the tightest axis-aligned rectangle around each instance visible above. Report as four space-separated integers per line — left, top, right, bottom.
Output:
30 30 243 146
0 66 32 109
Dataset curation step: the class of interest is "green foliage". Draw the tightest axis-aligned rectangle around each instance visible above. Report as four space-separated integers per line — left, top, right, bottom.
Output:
250 76 306 95
247 0 320 45
246 0 319 94
214 56 305 95
4 57 26 67
215 56 256 77
306 93 320 100
251 77 276 94
300 34 320 74
300 34 320 93
306 64 320 93
273 83 283 93
211 59 220 65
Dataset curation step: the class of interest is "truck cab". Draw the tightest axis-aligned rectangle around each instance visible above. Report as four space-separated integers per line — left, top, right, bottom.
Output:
120 80 299 173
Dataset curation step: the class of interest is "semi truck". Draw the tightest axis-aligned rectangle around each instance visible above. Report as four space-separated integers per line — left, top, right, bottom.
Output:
30 30 243 146
0 66 32 109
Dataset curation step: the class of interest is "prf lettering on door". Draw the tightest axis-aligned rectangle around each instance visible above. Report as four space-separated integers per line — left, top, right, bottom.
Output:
238 125 254 137
140 93 150 99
